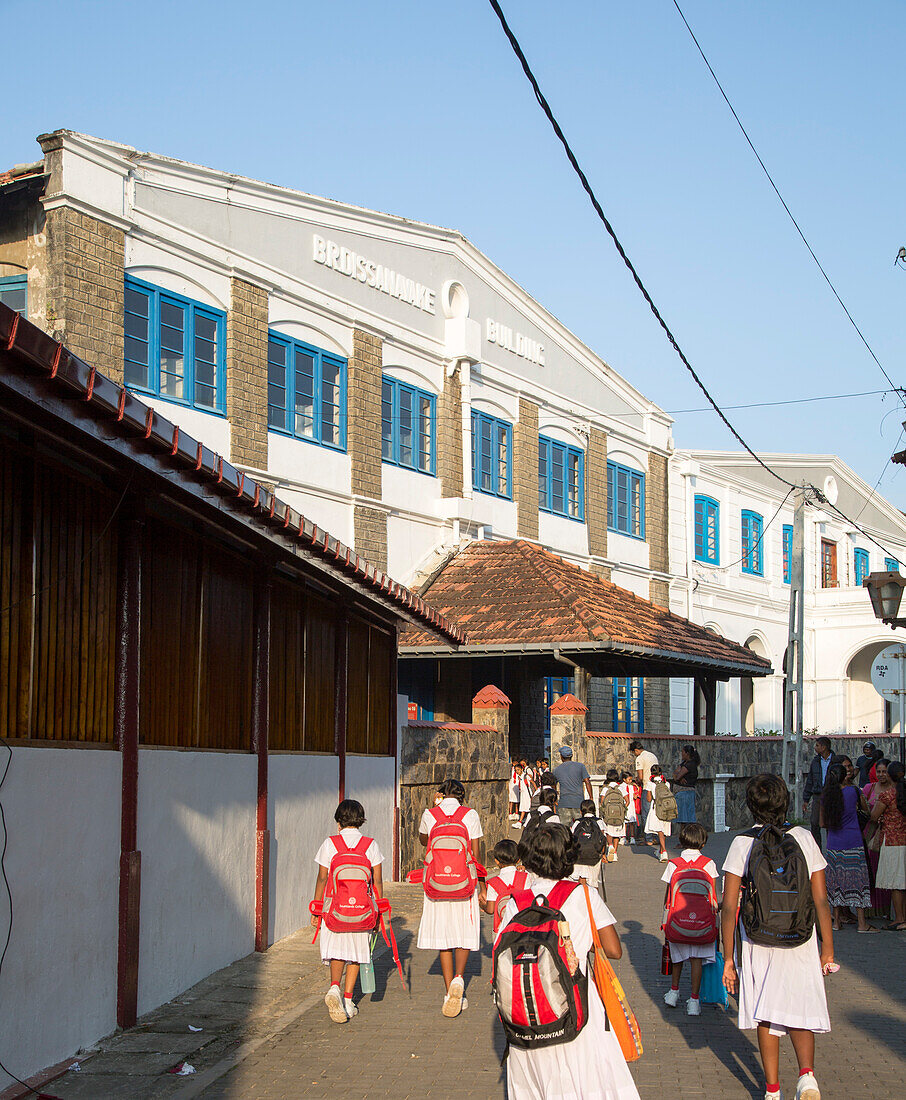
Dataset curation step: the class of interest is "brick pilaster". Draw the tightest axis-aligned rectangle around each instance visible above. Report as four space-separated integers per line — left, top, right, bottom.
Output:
226 277 268 469
646 451 669 574
514 398 539 539
349 328 386 570
586 427 608 558
44 206 124 382
437 368 463 499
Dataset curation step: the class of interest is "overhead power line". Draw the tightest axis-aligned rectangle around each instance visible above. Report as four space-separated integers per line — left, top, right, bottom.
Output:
486 0 796 492
669 388 897 415
671 0 905 410
485 0 903 562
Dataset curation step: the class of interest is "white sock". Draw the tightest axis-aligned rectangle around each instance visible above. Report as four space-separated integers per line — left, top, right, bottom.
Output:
344 996 354 1007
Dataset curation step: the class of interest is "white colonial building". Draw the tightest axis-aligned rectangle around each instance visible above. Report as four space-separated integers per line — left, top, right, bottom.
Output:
668 451 906 739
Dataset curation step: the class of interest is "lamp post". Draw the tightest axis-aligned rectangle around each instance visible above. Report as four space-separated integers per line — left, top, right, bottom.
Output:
863 570 906 763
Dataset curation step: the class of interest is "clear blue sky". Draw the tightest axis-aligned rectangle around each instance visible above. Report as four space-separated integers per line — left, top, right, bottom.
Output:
6 0 905 504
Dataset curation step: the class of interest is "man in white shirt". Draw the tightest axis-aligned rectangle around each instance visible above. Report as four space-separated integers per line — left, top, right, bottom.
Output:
630 740 659 842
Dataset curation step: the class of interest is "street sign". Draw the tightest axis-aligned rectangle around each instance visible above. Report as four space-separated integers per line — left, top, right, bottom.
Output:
871 644 906 699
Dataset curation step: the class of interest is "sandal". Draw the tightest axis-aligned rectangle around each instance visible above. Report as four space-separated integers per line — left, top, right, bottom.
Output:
856 926 880 933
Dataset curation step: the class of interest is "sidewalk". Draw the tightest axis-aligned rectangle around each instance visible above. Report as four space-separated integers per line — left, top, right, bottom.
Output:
35 832 906 1099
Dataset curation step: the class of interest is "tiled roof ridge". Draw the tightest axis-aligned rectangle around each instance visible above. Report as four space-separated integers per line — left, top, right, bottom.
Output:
0 302 465 646
512 540 610 642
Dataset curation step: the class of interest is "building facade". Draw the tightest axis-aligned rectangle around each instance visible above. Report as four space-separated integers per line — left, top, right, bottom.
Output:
1 130 678 740
668 451 906 738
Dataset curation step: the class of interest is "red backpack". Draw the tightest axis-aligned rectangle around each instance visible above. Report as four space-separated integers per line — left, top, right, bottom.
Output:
662 854 718 945
423 805 478 901
323 835 380 933
486 868 530 931
492 881 588 1049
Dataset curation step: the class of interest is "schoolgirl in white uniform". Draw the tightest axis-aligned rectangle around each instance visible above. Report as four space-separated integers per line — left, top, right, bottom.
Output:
417 778 484 1017
645 766 672 861
662 821 719 1016
311 799 383 1023
722 773 834 1100
600 769 626 861
618 771 638 845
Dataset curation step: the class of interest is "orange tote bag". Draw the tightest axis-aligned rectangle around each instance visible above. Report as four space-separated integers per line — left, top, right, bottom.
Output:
583 882 643 1062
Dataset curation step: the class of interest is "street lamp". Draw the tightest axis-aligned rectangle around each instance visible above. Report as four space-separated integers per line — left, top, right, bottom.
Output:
863 571 906 627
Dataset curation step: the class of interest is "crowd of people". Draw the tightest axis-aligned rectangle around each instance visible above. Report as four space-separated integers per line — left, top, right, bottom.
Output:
307 736 906 1100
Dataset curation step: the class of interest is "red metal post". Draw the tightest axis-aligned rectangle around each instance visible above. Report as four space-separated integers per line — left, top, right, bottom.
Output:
335 612 348 802
253 579 271 953
115 506 142 1029
390 623 399 882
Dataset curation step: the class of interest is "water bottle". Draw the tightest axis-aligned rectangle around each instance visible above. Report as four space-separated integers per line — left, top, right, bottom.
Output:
360 960 376 994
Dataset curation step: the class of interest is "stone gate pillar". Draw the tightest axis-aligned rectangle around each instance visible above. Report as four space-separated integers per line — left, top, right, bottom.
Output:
550 693 588 764
472 685 511 739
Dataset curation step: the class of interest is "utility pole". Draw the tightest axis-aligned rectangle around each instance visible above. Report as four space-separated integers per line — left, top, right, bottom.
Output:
782 486 807 812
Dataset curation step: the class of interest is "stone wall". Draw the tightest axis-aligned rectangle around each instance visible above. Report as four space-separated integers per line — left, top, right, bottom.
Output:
646 451 669 574
437 369 463 499
586 428 608 558
398 721 511 877
226 277 268 469
584 732 899 831
349 328 387 570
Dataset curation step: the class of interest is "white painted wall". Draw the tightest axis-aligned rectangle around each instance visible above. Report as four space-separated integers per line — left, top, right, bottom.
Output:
142 395 231 458
345 755 395 875
539 511 589 557
136 750 256 1016
0 746 120 1087
268 754 339 944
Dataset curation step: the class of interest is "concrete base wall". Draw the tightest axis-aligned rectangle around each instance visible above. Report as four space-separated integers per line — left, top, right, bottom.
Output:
136 750 257 1016
0 746 120 1089
346 754 395 879
268 754 339 944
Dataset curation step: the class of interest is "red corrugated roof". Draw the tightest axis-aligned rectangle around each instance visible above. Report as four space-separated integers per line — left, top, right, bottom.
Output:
401 539 771 674
0 302 465 645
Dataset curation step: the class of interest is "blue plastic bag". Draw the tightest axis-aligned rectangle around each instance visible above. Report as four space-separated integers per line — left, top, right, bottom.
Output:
700 950 728 1008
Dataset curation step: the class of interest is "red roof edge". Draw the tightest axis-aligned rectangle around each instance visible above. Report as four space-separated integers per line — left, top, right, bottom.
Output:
0 303 465 646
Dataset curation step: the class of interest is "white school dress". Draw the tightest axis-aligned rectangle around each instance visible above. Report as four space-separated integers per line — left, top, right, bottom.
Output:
313 828 384 965
644 780 672 836
499 879 640 1100
571 815 607 885
722 826 830 1034
660 849 719 964
619 782 638 825
601 784 627 839
519 780 533 815
416 797 483 951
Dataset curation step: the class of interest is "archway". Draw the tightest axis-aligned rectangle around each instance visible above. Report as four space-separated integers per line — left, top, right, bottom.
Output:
847 641 896 738
741 635 771 735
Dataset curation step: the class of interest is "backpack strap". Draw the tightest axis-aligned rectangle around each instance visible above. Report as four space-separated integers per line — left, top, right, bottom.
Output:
511 889 536 912
513 869 529 891
546 880 580 910
451 804 470 825
428 806 450 828
331 834 351 855
352 835 372 857
689 854 710 871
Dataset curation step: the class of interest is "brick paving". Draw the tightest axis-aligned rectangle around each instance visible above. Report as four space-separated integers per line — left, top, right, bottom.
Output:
40 832 906 1099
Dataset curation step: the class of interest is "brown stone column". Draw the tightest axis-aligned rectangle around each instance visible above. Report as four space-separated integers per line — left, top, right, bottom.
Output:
227 277 269 470
549 693 588 764
349 328 387 570
472 684 511 738
437 367 463 499
586 428 608 560
514 399 539 539
646 451 669 574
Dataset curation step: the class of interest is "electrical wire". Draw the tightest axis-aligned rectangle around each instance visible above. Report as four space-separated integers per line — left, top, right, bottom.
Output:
850 428 903 525
696 488 794 573
669 388 897 415
671 0 905 410
485 0 796 492
486 0 904 574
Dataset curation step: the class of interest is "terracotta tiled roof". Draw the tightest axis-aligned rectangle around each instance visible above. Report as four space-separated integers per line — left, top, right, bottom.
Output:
0 302 464 645
472 685 512 708
550 693 588 714
400 540 772 676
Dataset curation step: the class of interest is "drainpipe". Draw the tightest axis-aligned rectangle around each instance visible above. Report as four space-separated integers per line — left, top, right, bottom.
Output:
553 649 588 707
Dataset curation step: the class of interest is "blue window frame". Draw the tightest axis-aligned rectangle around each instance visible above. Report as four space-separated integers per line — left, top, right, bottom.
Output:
0 274 27 314
854 548 869 585
607 461 645 538
472 411 512 498
539 435 585 520
782 524 793 584
124 276 225 413
544 676 574 734
267 332 346 451
694 495 720 564
612 677 644 734
886 557 900 573
381 376 436 474
741 510 764 576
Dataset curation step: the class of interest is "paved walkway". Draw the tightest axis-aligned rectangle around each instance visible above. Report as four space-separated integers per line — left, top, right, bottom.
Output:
35 833 906 1099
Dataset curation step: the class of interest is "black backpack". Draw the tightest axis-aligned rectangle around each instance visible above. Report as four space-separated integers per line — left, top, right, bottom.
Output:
740 825 815 948
520 806 554 847
573 816 606 865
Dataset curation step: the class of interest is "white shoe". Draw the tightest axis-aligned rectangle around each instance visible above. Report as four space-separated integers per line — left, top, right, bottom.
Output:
685 997 701 1016
344 998 358 1018
663 988 680 1008
619 839 627 846
795 1073 820 1100
461 997 468 1011
658 852 669 862
627 838 635 845
611 852 619 862
443 975 465 1017
765 1091 784 1100
325 986 348 1023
